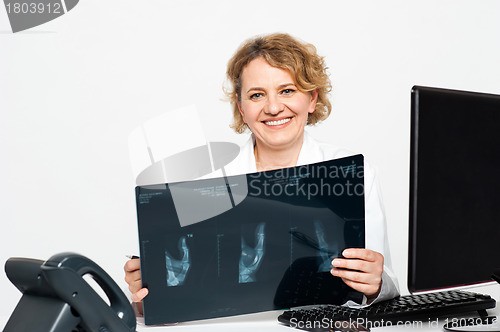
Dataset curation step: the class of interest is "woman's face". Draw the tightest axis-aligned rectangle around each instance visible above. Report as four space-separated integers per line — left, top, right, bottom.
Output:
237 57 318 151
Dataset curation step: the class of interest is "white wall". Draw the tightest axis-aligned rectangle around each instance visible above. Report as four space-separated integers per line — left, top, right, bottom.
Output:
1 0 500 317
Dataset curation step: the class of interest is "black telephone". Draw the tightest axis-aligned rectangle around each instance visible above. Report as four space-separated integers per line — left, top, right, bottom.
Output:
4 252 136 332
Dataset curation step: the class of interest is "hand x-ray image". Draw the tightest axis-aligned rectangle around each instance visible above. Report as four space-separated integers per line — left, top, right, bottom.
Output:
314 220 340 272
239 222 266 283
165 236 190 286
136 155 365 325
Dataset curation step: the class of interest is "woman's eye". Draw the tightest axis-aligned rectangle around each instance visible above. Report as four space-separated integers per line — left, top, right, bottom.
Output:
250 93 263 100
281 88 294 95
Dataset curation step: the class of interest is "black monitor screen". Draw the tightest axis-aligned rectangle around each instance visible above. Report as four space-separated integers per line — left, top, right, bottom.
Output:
409 86 500 293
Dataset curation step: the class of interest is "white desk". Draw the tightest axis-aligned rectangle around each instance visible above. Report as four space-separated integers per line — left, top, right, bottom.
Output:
134 285 500 331
134 311 498 332
136 310 290 331
3 284 499 331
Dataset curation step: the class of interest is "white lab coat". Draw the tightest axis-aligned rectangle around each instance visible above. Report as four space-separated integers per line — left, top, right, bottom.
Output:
223 130 400 306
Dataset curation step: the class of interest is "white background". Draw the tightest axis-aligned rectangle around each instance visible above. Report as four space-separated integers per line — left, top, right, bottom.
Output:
1 0 500 319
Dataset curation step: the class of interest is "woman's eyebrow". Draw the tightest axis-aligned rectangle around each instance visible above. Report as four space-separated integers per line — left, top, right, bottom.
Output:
278 83 295 89
246 87 265 94
246 83 295 94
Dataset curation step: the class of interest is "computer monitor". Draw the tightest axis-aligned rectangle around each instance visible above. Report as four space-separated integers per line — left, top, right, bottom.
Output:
408 86 500 293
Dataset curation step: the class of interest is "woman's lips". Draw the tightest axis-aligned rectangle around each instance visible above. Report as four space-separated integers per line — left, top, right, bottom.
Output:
262 117 293 128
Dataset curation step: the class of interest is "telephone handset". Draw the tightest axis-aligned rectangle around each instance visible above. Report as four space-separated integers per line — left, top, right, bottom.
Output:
4 252 136 332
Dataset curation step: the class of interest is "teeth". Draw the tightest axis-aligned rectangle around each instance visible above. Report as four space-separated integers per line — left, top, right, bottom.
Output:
265 118 291 126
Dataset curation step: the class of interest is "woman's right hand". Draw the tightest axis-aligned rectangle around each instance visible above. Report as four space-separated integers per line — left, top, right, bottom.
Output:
124 258 149 302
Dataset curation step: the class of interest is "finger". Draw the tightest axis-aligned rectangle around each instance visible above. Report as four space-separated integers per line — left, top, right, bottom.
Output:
332 257 383 276
342 249 382 263
332 258 369 273
124 259 140 272
330 267 381 285
341 278 380 297
131 288 149 302
124 269 142 284
128 280 142 295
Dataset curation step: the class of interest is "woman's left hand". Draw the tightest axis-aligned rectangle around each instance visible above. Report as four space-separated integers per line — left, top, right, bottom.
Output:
331 248 383 299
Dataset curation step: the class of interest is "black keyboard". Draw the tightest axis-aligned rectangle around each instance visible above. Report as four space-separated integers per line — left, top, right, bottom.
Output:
278 290 496 331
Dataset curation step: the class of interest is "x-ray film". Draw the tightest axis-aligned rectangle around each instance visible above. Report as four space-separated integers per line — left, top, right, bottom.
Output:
136 155 365 325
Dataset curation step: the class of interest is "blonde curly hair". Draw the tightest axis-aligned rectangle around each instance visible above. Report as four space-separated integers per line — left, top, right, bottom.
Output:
225 33 332 134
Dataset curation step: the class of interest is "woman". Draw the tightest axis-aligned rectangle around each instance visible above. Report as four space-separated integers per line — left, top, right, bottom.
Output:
125 33 399 307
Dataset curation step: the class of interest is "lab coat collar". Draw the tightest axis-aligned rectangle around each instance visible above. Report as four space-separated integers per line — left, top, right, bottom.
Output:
230 130 323 176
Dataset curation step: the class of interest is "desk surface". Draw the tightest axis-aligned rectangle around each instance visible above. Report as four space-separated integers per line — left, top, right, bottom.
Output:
134 310 444 331
3 285 500 331
136 310 289 331
134 285 500 331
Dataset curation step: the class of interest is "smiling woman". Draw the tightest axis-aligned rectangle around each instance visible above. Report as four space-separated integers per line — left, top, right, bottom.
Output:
224 33 332 171
124 32 400 311
222 33 399 304
226 33 332 132
236 57 318 170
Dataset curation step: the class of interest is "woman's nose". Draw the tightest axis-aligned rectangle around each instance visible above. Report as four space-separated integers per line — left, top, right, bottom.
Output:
264 95 284 115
